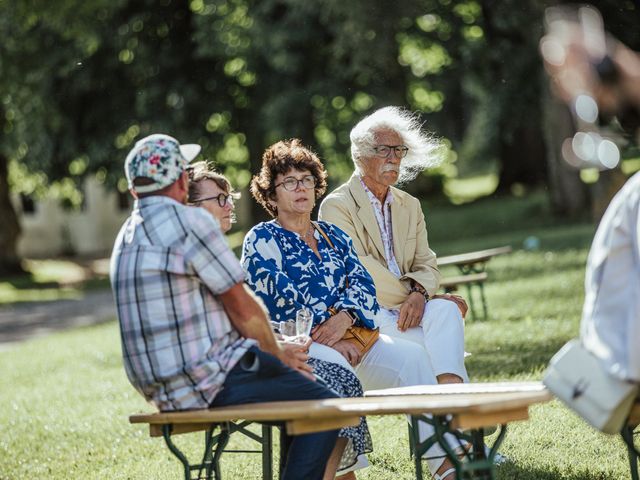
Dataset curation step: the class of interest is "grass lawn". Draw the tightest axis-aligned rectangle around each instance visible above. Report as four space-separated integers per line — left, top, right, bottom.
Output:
0 190 635 479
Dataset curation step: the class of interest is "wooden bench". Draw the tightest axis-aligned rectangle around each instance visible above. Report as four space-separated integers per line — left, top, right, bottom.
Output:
438 246 513 270
439 272 489 321
623 400 640 480
438 246 512 320
130 381 550 480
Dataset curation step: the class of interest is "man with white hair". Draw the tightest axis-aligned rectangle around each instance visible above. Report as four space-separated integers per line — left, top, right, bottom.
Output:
319 106 469 387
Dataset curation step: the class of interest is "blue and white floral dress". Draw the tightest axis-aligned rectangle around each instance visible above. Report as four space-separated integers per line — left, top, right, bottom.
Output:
241 220 377 470
241 220 378 327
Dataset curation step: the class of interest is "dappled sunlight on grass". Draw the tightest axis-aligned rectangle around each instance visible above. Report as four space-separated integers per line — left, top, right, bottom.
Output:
444 173 498 204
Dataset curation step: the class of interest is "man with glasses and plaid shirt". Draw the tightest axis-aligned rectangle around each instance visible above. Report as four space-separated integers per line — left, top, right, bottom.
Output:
110 134 339 480
319 107 469 389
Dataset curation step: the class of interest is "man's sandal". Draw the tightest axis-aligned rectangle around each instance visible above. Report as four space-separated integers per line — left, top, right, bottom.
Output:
433 467 456 480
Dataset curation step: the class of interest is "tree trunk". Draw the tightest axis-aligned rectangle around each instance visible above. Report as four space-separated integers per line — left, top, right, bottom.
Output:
0 152 24 275
480 0 549 193
496 120 548 192
542 91 590 217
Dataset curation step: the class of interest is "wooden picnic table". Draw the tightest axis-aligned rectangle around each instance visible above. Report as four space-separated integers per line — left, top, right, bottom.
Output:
130 381 550 480
437 246 512 320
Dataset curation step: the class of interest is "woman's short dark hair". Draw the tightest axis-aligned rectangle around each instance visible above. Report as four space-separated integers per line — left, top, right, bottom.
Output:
250 139 328 217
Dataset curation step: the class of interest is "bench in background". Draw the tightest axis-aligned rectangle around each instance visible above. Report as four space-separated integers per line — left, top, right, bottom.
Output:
438 246 512 320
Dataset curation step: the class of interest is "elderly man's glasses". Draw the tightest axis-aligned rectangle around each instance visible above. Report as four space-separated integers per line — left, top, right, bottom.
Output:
374 145 409 159
275 175 317 191
195 192 240 207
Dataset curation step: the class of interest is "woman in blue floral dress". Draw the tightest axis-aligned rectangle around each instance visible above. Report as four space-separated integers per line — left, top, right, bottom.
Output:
241 139 463 479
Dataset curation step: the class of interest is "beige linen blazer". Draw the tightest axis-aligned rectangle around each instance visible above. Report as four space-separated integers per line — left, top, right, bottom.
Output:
319 174 441 309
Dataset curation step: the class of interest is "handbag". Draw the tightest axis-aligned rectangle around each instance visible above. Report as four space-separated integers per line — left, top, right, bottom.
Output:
543 339 639 434
342 325 380 356
312 221 380 355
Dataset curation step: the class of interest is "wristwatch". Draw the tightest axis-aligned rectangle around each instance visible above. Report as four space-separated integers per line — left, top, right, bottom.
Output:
328 307 357 325
344 310 358 326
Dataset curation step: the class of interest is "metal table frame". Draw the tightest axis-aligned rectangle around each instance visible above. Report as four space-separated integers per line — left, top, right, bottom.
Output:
409 414 506 480
161 421 273 480
158 416 507 480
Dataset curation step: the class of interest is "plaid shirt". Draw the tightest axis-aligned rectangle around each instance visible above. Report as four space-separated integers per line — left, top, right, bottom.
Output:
110 196 255 411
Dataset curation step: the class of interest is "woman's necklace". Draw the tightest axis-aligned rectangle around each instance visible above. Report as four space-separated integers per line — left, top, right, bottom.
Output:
301 225 314 243
275 219 315 245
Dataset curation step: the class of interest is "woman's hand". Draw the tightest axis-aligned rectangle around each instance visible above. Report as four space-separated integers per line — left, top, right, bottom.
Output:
431 293 469 318
332 340 363 367
311 311 352 347
277 337 315 380
397 292 426 331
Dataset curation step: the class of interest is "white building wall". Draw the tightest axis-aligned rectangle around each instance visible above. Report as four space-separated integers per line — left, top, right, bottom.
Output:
14 177 130 258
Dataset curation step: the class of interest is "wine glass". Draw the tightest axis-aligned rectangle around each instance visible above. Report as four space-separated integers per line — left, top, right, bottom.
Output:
279 320 297 337
295 308 313 337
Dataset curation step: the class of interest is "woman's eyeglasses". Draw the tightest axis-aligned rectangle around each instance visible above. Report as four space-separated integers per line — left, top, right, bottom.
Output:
373 145 409 159
275 175 317 191
193 192 240 207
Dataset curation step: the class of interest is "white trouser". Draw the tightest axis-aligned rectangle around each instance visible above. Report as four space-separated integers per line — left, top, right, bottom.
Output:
309 331 460 474
375 298 469 382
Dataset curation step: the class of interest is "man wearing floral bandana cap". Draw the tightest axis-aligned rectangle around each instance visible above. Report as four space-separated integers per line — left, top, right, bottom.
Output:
125 133 202 194
111 134 339 480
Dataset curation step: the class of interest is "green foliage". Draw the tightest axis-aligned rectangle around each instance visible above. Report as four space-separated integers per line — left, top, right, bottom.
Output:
1 0 638 222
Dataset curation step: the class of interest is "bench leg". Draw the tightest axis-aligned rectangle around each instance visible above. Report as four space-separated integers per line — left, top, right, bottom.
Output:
409 414 507 480
211 424 231 479
162 424 193 480
464 283 479 321
409 414 462 480
279 426 291 480
622 424 639 480
261 425 273 480
458 265 489 321
222 421 274 479
478 282 488 320
161 423 229 480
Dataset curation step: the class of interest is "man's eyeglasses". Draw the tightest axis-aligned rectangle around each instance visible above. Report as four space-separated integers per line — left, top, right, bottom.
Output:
194 192 240 207
275 175 317 191
374 145 409 159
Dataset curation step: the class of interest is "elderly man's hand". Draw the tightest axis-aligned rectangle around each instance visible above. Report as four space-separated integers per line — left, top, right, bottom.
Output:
397 292 426 331
311 312 352 347
431 293 468 318
278 337 315 380
332 340 363 367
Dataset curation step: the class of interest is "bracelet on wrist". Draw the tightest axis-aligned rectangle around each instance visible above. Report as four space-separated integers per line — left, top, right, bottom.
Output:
409 285 429 300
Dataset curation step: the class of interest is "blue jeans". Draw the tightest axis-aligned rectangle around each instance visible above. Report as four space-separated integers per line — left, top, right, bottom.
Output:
211 346 340 480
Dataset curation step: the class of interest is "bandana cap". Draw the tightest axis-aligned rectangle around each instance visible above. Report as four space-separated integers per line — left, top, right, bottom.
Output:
125 134 201 193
